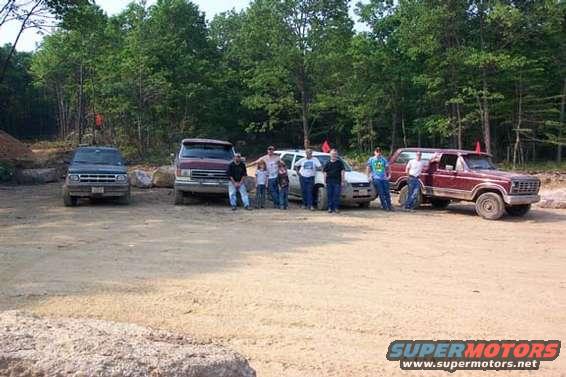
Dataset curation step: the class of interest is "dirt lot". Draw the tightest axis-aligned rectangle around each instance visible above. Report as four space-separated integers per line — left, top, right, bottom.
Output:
1 183 565 376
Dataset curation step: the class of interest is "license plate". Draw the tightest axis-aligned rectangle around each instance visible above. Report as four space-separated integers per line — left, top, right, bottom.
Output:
91 187 104 194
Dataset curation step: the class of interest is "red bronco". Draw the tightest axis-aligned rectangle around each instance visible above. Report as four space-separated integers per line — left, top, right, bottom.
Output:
173 138 235 205
389 148 541 220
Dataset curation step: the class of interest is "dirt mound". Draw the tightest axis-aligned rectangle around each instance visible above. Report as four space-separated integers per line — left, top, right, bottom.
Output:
0 130 33 160
0 311 256 377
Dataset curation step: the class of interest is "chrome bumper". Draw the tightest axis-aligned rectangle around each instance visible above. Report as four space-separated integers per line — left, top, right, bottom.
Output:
63 183 129 197
503 194 540 205
175 180 229 194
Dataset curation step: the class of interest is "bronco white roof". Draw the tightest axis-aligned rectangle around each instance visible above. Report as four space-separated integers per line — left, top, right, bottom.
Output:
274 149 331 156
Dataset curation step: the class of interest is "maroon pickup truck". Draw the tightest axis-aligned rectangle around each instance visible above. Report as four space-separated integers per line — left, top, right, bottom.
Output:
173 138 235 204
389 148 541 220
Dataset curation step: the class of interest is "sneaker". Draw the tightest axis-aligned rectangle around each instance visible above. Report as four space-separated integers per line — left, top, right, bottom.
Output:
309 206 315 211
231 206 237 211
245 206 252 211
328 209 333 213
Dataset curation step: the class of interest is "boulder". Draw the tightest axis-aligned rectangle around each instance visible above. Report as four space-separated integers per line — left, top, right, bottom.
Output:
14 167 59 185
0 311 256 377
152 165 175 188
130 169 153 188
538 189 566 209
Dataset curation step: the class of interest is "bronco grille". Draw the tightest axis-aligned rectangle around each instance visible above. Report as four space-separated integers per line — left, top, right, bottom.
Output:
190 169 228 181
510 180 540 195
79 174 116 183
351 182 370 188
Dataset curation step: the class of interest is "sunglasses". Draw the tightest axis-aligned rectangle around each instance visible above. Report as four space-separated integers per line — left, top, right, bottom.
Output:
268 148 274 151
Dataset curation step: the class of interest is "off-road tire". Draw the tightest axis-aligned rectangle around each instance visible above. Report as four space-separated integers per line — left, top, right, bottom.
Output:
475 192 505 220
398 184 422 209
430 198 450 209
505 204 531 217
174 189 184 205
63 192 78 207
316 186 328 211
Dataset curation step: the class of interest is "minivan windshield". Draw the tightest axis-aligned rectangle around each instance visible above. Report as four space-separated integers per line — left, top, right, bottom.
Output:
464 155 496 170
181 143 234 160
72 149 124 165
312 155 353 172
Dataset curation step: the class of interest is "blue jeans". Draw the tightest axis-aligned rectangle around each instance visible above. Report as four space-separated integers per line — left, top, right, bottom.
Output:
279 186 289 209
327 183 341 212
268 178 279 207
372 179 392 210
301 176 315 208
255 184 266 208
405 176 420 209
228 181 249 208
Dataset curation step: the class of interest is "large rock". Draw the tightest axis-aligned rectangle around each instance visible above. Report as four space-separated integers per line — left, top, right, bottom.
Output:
538 189 566 209
152 165 175 188
0 311 256 377
130 169 153 188
14 167 59 184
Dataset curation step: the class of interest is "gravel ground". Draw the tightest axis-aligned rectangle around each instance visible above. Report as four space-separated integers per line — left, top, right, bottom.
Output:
1 183 565 376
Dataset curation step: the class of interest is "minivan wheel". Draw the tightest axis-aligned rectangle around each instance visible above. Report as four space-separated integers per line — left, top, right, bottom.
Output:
505 204 531 217
174 189 184 205
430 198 450 209
316 186 328 210
63 192 78 207
475 192 505 220
398 185 422 208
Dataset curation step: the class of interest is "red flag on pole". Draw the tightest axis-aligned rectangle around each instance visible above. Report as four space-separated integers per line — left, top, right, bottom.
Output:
321 139 331 153
95 114 104 129
475 140 481 153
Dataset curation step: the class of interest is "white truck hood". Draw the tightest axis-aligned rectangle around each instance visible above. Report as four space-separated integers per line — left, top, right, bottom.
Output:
345 170 370 184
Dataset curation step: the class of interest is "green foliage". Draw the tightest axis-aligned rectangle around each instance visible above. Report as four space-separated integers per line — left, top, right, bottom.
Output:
0 161 15 182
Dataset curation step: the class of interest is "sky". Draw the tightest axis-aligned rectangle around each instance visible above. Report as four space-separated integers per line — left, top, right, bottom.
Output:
0 0 367 52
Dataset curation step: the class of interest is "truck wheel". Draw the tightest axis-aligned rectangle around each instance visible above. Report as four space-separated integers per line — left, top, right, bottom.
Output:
316 186 328 210
505 204 531 217
63 192 78 207
398 185 422 208
475 192 505 220
117 191 131 205
430 198 450 209
174 189 184 205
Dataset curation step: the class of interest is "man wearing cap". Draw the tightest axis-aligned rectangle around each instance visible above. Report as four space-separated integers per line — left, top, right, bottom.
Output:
226 153 251 211
366 147 393 211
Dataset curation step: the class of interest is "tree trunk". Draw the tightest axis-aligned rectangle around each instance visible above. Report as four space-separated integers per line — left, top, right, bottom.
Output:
390 110 397 153
558 78 565 163
298 66 309 150
77 61 84 145
456 103 463 150
482 77 491 155
513 81 523 169
401 111 407 148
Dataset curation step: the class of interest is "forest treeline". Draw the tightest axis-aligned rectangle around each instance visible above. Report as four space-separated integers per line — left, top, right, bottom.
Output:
0 0 565 164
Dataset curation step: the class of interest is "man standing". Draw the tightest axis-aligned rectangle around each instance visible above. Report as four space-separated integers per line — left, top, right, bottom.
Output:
366 147 393 211
404 151 424 211
226 153 251 211
323 149 345 214
257 146 280 208
294 148 321 211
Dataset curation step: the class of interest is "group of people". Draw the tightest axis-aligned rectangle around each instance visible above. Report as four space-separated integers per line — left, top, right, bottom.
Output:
225 145 425 213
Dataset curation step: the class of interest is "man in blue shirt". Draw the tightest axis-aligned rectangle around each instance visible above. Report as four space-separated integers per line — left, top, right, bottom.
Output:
366 147 393 211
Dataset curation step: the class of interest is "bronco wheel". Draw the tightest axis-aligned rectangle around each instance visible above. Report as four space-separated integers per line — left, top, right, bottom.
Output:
475 192 505 220
430 198 450 209
505 204 531 217
63 192 78 207
174 189 184 205
316 186 328 210
398 185 422 208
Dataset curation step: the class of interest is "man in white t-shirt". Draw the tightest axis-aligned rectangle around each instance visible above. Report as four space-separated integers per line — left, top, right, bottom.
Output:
404 151 425 210
256 145 281 208
294 148 322 210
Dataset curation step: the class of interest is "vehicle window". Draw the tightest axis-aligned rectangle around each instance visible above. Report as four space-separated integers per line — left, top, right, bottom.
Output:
315 155 352 172
464 154 496 170
394 151 435 164
281 154 294 169
439 154 458 170
181 143 234 160
73 149 124 165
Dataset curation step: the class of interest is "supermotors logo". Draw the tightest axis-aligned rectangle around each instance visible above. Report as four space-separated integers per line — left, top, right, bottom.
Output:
386 340 561 372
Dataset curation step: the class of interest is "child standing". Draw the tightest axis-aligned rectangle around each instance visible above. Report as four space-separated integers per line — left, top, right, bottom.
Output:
255 160 268 208
277 161 290 210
